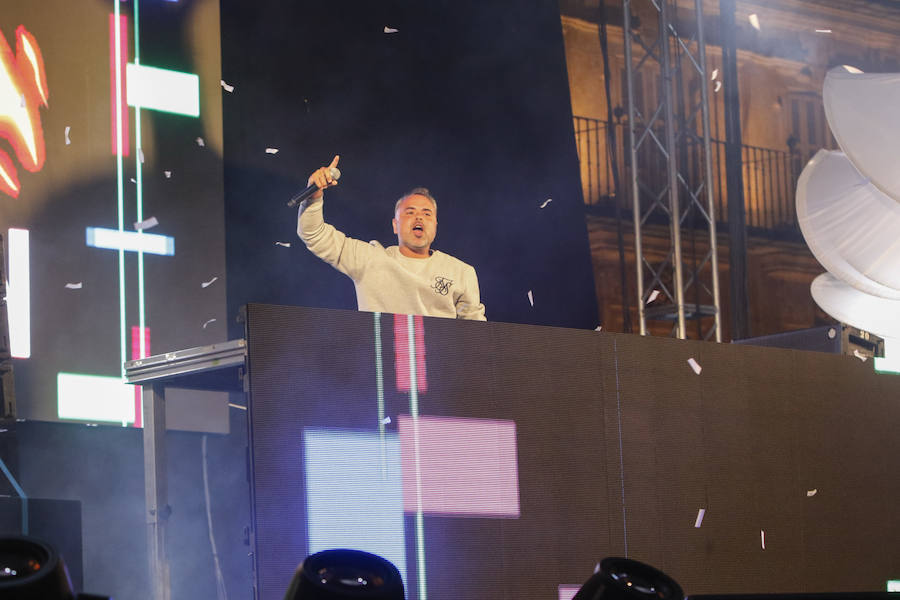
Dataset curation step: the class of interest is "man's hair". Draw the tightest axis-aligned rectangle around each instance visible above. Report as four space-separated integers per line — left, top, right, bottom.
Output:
394 187 437 216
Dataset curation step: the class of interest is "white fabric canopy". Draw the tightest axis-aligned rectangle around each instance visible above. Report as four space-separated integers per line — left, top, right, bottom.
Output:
796 149 900 299
823 66 900 203
811 272 900 340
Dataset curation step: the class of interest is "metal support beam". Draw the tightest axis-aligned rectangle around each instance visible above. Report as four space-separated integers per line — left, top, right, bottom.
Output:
143 383 171 600
623 0 722 341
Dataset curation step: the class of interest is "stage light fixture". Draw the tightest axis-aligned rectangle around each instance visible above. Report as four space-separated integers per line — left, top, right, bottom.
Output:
0 534 110 599
573 557 684 600
282 549 405 600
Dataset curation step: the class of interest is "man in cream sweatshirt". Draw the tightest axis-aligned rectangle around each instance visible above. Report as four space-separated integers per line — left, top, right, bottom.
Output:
298 155 486 320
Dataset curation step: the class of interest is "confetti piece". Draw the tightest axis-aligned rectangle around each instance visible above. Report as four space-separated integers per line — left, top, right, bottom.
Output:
714 81 722 93
760 529 766 549
201 276 218 288
130 177 137 184
815 29 832 33
134 216 159 231
164 171 172 178
687 357 702 375
384 26 399 34
853 349 868 362
228 403 247 411
65 126 71 145
381 416 392 425
710 68 718 80
65 282 83 290
265 147 279 154
595 325 603 332
647 289 660 304
195 137 205 147
220 79 234 93
19 94 25 108
694 508 706 528
749 14 760 30
202 318 217 329
539 198 553 209
806 489 817 497
827 327 836 339
275 241 291 248
593 563 601 574
138 148 145 163
527 290 534 306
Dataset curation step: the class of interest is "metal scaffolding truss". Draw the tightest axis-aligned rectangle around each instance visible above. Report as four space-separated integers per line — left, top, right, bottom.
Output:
623 0 722 341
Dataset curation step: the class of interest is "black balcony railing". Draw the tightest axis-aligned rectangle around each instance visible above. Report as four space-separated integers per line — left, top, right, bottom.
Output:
573 115 804 239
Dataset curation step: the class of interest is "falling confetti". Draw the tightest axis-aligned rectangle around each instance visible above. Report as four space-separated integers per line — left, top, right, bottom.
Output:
134 216 159 231
710 68 718 81
539 198 553 209
527 290 534 306
65 282 83 290
19 94 25 108
827 327 836 339
749 14 761 30
384 26 399 34
202 318 217 329
593 563 601 574
853 349 868 362
130 177 136 184
65 126 71 145
265 147 279 154
228 403 247 411
201 276 218 288
646 289 660 304
806 489 817 497
195 137 205 147
138 148 145 163
687 357 702 375
815 29 832 33
714 81 723 93
381 416 392 425
164 170 172 178
595 325 603 332
694 508 706 528
275 241 291 248
220 79 234 93
760 529 766 549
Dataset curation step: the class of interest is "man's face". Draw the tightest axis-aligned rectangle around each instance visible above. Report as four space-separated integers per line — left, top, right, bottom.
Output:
392 194 437 256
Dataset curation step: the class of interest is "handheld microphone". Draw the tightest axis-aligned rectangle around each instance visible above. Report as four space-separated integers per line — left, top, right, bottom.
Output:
287 167 342 207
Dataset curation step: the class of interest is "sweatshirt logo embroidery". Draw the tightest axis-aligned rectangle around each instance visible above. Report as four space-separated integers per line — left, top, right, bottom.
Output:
432 276 453 295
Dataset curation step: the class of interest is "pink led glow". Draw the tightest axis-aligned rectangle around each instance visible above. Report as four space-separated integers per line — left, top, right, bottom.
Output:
394 314 427 393
398 414 520 517
558 585 582 600
130 325 150 428
109 14 129 156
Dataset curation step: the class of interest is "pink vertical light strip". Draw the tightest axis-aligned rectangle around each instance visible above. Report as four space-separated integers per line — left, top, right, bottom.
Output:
108 14 130 156
398 414 520 517
558 585 581 600
394 314 427 392
130 325 150 428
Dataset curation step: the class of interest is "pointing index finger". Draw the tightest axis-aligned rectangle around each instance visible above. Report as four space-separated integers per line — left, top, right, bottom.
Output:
329 155 340 170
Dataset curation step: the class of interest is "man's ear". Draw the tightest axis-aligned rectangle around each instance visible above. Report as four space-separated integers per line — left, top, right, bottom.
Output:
392 218 398 235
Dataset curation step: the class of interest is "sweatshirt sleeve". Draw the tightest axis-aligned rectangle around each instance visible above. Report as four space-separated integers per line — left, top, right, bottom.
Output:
297 197 373 280
456 264 487 321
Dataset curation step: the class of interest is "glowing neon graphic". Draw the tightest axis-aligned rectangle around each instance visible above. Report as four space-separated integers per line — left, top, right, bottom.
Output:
0 26 49 198
304 429 408 589
86 227 174 255
126 64 199 117
6 228 29 358
109 14 129 156
398 414 520 517
395 314 427 392
558 585 582 600
57 372 136 423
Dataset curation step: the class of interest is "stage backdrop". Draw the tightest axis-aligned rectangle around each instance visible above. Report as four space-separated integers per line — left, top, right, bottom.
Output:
220 0 598 333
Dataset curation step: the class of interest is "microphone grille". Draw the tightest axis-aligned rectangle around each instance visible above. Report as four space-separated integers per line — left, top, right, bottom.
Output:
329 167 342 181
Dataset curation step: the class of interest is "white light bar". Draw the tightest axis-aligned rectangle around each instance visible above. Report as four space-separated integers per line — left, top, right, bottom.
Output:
57 372 136 423
6 228 30 358
126 63 200 117
86 227 174 255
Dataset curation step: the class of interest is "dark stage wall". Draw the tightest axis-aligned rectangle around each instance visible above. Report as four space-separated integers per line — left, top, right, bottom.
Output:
221 0 598 332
